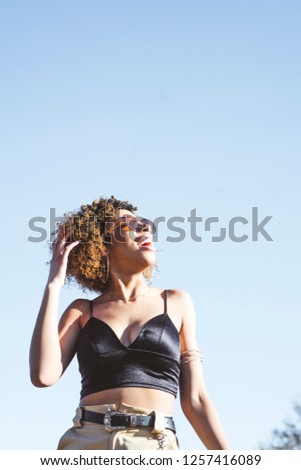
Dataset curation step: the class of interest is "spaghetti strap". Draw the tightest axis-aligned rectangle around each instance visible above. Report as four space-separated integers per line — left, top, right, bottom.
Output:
164 289 168 314
89 300 93 317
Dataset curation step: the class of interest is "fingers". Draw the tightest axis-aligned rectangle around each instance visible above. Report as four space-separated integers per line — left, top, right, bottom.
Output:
52 232 81 257
65 240 80 253
51 231 65 252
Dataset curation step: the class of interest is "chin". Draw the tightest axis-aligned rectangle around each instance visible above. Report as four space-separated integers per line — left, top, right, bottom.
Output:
140 251 156 263
137 254 156 271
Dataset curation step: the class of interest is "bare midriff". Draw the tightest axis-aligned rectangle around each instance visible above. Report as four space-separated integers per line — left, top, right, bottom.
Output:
79 387 176 415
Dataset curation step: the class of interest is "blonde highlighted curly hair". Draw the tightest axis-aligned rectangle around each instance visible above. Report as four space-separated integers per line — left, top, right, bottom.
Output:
51 195 153 293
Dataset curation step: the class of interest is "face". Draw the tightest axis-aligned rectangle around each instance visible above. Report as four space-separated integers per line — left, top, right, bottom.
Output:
105 209 156 273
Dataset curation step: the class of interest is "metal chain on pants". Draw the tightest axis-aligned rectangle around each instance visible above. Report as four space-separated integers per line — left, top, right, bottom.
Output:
157 432 169 450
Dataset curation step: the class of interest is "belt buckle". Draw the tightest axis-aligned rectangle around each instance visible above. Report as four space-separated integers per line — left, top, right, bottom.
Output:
103 411 128 432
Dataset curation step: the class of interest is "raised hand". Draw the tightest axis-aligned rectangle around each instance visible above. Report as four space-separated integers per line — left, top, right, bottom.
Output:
48 232 80 288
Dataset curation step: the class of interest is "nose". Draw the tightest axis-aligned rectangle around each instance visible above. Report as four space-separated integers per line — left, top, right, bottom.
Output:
139 218 155 234
134 224 149 234
137 221 155 235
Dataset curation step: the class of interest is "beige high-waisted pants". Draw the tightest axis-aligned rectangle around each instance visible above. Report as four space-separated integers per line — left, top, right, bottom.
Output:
57 403 179 450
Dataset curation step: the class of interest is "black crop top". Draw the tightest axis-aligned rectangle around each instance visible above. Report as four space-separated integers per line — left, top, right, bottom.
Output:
76 290 181 399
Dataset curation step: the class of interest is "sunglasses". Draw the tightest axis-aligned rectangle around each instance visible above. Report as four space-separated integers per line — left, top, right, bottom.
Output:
106 215 156 235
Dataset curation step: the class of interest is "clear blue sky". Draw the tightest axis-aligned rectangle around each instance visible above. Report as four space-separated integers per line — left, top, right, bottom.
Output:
1 0 300 450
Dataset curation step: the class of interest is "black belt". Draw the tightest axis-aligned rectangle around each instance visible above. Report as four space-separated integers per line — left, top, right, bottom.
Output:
81 409 176 433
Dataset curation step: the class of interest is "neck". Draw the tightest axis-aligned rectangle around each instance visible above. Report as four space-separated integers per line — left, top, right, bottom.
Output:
104 271 148 302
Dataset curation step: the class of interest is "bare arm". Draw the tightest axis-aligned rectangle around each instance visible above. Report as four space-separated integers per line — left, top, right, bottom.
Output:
29 233 81 387
176 290 230 449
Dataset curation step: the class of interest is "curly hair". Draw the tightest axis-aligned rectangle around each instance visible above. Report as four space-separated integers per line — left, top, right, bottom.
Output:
51 195 153 293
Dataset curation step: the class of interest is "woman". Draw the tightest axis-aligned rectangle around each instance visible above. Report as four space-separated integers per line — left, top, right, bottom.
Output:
30 195 229 450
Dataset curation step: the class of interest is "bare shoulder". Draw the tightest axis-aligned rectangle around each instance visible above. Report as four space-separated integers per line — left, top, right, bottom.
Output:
57 299 91 371
59 298 90 329
167 289 193 302
165 289 196 330
166 289 195 314
166 290 199 352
